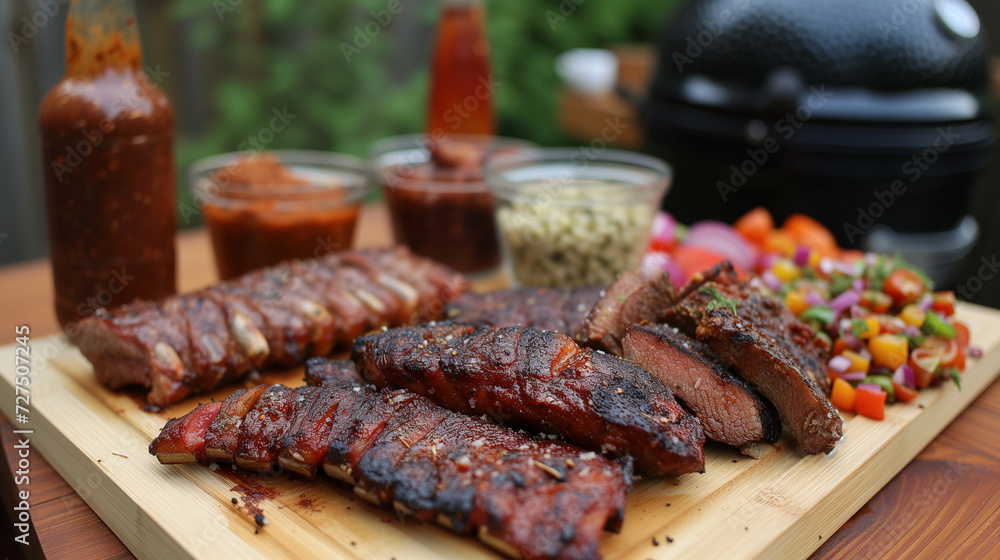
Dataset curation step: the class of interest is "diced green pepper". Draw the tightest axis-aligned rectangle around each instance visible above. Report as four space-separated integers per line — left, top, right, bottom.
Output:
921 312 956 339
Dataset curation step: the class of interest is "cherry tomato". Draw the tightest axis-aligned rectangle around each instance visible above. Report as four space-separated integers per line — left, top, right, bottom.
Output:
647 238 675 254
931 291 956 317
892 382 919 403
953 321 970 349
883 269 926 307
860 291 893 314
910 347 942 389
734 207 773 247
921 337 964 370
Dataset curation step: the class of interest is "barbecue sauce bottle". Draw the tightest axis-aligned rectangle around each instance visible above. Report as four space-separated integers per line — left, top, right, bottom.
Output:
427 0 495 137
39 0 176 331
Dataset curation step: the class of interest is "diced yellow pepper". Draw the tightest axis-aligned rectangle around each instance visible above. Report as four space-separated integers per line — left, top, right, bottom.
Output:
785 290 808 316
899 304 926 328
869 334 909 371
856 317 881 340
772 259 801 283
842 349 871 373
830 378 856 412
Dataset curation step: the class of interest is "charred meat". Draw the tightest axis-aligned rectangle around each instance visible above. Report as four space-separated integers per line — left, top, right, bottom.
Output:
352 323 705 477
150 382 629 560
697 307 842 454
445 285 603 334
622 324 780 448
76 248 467 407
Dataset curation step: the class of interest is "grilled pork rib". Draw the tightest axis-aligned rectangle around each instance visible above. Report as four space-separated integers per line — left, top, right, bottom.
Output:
622 324 780 448
150 382 629 560
352 323 705 477
446 285 604 334
76 248 467 407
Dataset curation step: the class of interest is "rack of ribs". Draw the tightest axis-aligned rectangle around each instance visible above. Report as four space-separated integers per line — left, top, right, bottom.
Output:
150 381 629 560
351 323 705 477
75 248 467 408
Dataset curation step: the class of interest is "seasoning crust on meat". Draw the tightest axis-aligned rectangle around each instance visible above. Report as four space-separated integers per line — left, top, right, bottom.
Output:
352 323 705 477
76 247 467 407
150 382 629 560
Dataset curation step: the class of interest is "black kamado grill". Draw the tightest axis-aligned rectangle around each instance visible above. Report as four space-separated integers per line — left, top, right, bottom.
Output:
642 0 994 286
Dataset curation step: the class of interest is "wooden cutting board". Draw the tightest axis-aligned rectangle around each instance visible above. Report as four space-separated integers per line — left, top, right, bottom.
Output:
2 302 999 560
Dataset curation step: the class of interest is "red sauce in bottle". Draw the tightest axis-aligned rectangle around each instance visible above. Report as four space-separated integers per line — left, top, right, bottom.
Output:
39 0 176 330
427 0 494 137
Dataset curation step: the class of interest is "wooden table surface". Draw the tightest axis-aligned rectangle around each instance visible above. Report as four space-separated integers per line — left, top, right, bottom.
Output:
2 203 999 560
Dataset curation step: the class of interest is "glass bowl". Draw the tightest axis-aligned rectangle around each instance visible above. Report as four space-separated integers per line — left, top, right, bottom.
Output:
485 147 671 288
369 134 535 274
189 150 371 280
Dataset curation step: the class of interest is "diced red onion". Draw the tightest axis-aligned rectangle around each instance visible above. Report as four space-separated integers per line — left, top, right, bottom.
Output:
859 347 872 360
829 355 852 373
641 252 687 285
856 383 885 394
794 246 810 267
852 278 865 292
834 261 861 276
917 293 933 312
761 270 781 291
650 211 676 243
831 290 861 314
902 325 922 338
893 364 915 387
805 290 826 307
865 253 879 266
841 372 867 382
967 347 983 358
683 221 758 272
819 258 834 276
850 305 867 319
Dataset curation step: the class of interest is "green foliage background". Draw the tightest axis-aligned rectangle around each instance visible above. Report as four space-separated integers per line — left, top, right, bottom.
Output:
168 0 678 220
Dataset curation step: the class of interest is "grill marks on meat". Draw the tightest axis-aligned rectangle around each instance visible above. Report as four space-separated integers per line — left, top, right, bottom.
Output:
697 308 842 454
352 323 705 477
446 285 603 334
150 383 628 560
622 324 780 447
76 248 467 407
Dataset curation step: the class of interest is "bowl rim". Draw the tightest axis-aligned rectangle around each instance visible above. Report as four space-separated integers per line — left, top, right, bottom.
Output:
189 150 373 204
484 147 673 205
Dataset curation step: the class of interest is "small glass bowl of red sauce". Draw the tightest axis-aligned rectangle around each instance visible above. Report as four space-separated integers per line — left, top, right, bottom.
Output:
190 150 371 280
369 134 534 275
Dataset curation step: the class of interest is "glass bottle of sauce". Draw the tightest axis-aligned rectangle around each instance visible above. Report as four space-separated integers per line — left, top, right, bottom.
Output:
39 0 176 331
427 0 495 137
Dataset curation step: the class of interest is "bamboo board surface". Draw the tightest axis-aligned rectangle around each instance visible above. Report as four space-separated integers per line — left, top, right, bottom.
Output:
1 302 999 560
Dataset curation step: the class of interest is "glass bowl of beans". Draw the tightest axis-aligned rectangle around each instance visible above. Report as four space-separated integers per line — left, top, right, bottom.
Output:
485 148 671 288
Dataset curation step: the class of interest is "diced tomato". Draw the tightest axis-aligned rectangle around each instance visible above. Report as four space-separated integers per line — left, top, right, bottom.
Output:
883 269 926 307
910 347 942 389
647 237 675 254
734 207 773 247
855 387 887 420
931 291 956 317
833 338 850 356
874 314 907 335
892 382 919 403
921 337 964 370
860 291 893 314
954 321 970 349
830 378 856 412
782 214 839 257
671 246 747 280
